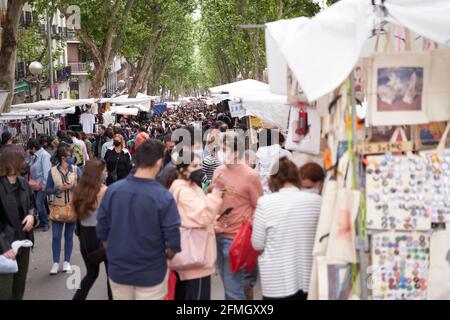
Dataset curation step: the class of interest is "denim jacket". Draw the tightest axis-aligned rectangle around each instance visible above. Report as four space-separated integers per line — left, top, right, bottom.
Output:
29 148 52 187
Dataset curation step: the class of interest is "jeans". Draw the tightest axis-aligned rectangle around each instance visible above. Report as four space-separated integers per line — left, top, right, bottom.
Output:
52 221 75 263
0 248 30 300
35 191 49 227
216 235 245 300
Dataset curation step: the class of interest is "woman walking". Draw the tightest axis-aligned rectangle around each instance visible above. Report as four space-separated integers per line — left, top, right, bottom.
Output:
104 134 132 186
46 145 82 275
72 160 112 300
0 145 36 300
252 157 322 300
168 153 223 300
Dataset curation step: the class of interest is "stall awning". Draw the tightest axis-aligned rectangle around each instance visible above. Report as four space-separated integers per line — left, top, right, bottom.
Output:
14 82 29 95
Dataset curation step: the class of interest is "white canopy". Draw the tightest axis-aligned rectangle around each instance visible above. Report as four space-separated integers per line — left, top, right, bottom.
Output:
104 93 157 106
242 92 290 130
280 0 450 102
12 99 96 110
0 107 76 121
109 107 139 116
265 17 310 95
209 80 269 95
210 80 290 130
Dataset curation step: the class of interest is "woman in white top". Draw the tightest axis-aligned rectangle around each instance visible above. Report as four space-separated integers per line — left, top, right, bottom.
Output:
252 158 324 300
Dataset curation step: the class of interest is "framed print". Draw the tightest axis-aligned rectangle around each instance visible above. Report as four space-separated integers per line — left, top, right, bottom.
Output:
368 52 431 126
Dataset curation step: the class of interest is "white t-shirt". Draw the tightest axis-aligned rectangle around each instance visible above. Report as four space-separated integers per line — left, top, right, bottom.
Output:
80 113 96 134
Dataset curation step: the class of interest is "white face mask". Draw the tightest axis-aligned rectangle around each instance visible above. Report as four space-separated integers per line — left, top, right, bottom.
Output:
217 151 225 163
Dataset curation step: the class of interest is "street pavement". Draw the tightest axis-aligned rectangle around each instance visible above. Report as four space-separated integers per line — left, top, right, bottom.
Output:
23 227 262 300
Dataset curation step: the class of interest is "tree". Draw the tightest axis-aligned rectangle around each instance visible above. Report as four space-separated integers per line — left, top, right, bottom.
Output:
0 0 26 112
126 0 196 97
57 0 135 97
196 0 320 88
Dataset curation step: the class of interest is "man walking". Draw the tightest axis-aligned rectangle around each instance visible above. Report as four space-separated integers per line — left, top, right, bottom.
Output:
97 139 181 300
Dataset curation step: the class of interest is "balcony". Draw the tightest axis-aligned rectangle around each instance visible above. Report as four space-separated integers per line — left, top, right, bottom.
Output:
69 62 88 75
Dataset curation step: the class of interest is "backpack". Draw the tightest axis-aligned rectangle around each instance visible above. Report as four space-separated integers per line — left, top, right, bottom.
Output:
72 143 84 166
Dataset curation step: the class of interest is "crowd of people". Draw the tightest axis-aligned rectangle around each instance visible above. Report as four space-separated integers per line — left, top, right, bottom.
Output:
0 99 325 301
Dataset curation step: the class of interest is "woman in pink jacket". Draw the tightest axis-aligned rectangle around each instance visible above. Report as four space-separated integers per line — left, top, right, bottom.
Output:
168 152 223 300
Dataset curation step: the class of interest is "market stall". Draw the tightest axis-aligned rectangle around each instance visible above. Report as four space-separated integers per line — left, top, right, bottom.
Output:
264 0 450 300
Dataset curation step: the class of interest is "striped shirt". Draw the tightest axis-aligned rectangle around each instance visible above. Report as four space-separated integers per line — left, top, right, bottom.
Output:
252 188 322 298
202 155 221 181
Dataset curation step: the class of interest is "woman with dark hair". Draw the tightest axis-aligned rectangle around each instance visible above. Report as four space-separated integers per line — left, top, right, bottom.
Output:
252 157 322 301
104 134 132 186
168 152 223 300
299 162 325 194
0 145 36 300
46 145 82 275
72 160 112 300
0 132 13 147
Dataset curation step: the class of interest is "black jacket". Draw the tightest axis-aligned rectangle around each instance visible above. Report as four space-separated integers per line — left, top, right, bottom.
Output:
104 149 132 186
0 176 36 255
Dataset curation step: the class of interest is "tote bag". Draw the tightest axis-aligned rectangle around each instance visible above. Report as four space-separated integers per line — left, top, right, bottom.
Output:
427 229 450 300
168 188 209 271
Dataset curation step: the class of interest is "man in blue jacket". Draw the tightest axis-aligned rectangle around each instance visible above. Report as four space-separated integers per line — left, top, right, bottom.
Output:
97 139 181 300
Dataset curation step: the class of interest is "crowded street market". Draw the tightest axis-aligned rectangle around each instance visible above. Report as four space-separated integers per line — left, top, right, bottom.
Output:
0 0 449 308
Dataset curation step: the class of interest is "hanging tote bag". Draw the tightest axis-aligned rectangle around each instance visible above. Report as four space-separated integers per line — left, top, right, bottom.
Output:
427 229 450 300
419 123 450 223
229 217 259 273
168 188 209 271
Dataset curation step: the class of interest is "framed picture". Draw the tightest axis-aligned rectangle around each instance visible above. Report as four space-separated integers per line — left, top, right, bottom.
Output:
367 52 431 126
416 122 447 148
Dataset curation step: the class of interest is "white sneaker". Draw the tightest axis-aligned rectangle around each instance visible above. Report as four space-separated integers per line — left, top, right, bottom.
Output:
50 263 59 275
63 261 71 273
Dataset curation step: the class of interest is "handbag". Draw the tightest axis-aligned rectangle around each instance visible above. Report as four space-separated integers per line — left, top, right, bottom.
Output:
168 227 209 271
229 218 259 273
49 203 76 223
168 188 209 271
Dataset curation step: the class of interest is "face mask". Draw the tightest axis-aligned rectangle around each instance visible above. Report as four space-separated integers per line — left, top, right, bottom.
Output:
189 169 205 188
217 151 225 163
113 140 121 147
65 157 77 166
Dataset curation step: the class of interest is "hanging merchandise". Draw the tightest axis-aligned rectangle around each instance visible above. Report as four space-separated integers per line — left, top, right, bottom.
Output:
228 100 246 118
427 229 450 300
367 52 431 126
325 152 360 264
287 67 308 106
366 128 432 231
419 123 450 223
286 105 321 155
425 49 450 122
370 232 430 300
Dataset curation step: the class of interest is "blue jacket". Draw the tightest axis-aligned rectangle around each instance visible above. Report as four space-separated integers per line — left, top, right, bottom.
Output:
29 148 52 187
96 175 181 287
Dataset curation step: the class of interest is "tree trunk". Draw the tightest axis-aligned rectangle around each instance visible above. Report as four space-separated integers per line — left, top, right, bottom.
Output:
0 0 24 113
89 61 108 98
128 29 163 98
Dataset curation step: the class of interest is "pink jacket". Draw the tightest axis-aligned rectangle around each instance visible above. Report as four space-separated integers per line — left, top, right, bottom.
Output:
169 179 222 281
